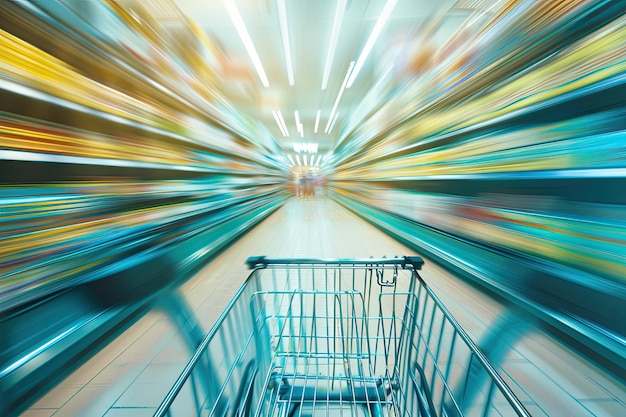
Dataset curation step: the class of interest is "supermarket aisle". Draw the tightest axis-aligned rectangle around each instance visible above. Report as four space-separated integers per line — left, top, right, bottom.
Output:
21 198 625 417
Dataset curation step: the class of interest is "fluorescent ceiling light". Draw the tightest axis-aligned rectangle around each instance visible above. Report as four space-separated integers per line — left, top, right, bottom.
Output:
293 143 318 153
296 154 301 165
287 154 295 166
295 111 304 137
272 111 287 137
304 155 308 165
321 0 347 90
277 0 294 86
315 155 321 166
223 0 270 87
314 110 321 133
327 112 339 134
294 111 302 133
325 61 354 133
346 0 397 88
276 110 289 136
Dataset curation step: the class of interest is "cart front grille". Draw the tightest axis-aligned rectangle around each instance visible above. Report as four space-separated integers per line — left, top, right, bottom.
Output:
253 274 415 417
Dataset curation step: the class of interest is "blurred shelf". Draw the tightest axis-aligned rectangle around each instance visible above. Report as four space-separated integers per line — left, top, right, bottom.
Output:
0 193 288 417
334 173 626 205
0 149 212 172
337 73 626 169
3 0 272 152
333 192 626 380
0 79 271 165
395 73 626 155
0 186 288 313
0 155 283 184
355 167 626 181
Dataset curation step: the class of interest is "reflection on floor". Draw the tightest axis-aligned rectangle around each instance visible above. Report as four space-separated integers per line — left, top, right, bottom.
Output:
21 198 625 416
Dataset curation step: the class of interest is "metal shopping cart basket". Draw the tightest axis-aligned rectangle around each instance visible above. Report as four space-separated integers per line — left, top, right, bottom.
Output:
154 257 530 417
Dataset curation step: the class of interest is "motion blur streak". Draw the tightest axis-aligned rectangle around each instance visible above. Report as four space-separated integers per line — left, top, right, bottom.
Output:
0 0 625 416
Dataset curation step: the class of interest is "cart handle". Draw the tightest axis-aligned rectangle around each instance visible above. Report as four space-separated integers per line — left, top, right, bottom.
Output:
245 256 423 270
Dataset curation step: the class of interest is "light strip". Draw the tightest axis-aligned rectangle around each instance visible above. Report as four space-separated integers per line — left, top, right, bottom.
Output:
272 111 287 137
346 0 397 88
304 155 308 165
295 111 304 137
294 110 301 132
276 110 290 136
321 0 347 90
296 154 301 165
223 0 270 87
327 112 339 134
278 111 289 136
325 61 354 133
287 154 295 166
292 143 318 153
277 0 294 86
468 0 504 26
315 155 321 166
314 109 321 133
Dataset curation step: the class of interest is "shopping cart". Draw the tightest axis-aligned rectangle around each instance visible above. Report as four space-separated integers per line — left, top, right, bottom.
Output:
154 257 530 417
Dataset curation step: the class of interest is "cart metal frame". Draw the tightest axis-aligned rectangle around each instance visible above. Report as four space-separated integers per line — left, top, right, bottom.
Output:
154 257 530 417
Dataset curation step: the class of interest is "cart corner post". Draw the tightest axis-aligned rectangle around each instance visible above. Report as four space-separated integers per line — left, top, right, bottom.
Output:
404 256 424 270
246 256 267 269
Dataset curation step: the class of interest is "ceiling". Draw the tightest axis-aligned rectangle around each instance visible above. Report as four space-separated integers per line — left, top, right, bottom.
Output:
143 0 497 161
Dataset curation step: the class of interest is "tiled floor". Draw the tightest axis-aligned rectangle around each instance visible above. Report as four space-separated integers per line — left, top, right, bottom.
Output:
20 197 625 416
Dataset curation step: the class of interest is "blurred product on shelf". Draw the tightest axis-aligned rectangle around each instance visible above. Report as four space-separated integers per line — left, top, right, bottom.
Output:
327 1 625 285
0 0 289 313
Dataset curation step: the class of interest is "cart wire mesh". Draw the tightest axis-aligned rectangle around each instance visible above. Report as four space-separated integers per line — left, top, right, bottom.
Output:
154 257 530 417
